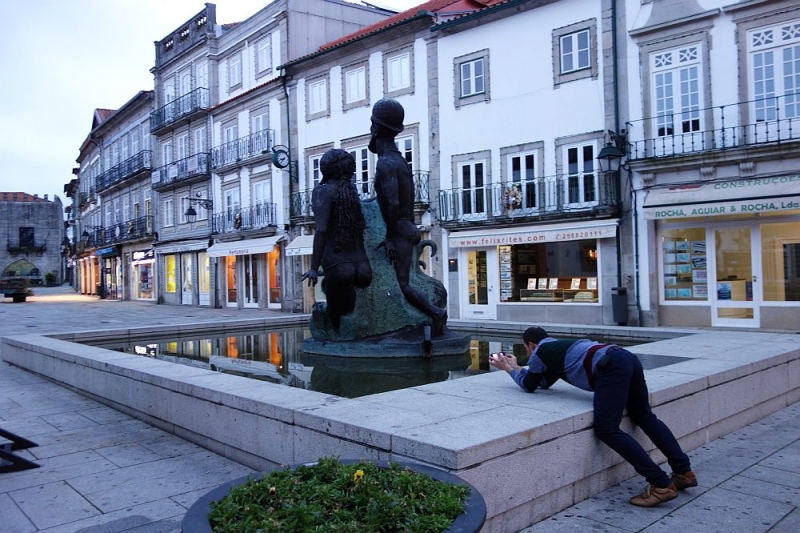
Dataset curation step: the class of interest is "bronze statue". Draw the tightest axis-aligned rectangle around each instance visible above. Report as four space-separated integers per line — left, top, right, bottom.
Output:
302 149 372 330
369 98 447 336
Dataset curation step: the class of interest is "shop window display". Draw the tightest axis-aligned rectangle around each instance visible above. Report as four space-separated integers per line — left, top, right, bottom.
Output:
761 222 800 302
499 239 599 303
661 228 707 301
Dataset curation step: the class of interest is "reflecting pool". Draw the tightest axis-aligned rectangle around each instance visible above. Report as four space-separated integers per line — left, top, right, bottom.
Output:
90 328 689 399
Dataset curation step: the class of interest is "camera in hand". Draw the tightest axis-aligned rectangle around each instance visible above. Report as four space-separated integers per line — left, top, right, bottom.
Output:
491 352 504 359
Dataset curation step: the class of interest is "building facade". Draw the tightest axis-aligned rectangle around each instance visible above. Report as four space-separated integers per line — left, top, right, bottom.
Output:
0 193 66 288
625 0 800 329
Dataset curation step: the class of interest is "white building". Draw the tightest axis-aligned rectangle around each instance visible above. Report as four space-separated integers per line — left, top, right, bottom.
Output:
433 0 630 324
624 0 800 329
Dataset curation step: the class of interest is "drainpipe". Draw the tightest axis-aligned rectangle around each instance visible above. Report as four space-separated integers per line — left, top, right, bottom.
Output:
611 0 622 290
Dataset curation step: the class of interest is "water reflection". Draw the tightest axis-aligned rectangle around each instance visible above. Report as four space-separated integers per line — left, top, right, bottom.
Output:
93 329 686 399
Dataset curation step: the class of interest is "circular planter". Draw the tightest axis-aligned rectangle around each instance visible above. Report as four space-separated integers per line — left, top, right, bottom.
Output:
182 459 486 533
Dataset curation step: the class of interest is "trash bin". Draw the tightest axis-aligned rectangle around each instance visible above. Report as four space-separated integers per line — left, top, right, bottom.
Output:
611 287 628 325
96 283 106 299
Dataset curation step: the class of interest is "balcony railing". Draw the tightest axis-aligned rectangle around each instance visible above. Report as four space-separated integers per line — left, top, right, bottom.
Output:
211 129 275 169
290 170 431 220
627 92 800 161
150 87 209 133
95 151 152 193
151 153 211 190
84 216 155 247
437 173 619 224
7 242 46 254
212 204 277 234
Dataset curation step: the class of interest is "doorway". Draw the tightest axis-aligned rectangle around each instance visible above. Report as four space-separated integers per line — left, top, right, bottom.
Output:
462 248 497 320
710 224 760 327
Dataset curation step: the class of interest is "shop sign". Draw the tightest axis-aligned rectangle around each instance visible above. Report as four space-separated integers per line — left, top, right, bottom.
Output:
644 175 800 220
449 222 617 248
132 249 155 264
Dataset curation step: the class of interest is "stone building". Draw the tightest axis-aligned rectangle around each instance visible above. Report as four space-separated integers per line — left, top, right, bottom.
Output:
0 192 66 287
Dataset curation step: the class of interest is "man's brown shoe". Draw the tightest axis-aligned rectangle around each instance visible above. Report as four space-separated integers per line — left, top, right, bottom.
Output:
629 482 678 507
671 470 698 490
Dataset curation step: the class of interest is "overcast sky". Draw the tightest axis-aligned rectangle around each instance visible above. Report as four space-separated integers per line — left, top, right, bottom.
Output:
0 0 416 205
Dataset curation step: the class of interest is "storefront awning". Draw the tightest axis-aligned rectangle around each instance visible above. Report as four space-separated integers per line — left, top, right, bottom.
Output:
207 235 283 258
286 235 315 256
155 239 209 254
448 219 618 248
643 176 800 220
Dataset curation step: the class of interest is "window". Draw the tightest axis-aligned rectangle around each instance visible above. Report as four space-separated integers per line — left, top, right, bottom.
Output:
196 62 208 89
749 22 800 122
253 180 270 208
164 197 174 227
454 50 490 108
459 161 486 219
461 58 484 97
196 190 209 221
499 241 599 303
165 255 177 293
162 141 173 165
385 49 412 96
308 78 328 117
252 111 270 152
761 221 800 302
347 146 371 197
223 123 238 165
229 52 242 88
345 66 366 104
194 126 206 154
19 227 34 248
564 143 597 207
508 152 537 211
660 228 707 302
179 195 190 224
256 37 272 74
560 30 590 73
552 20 598 86
225 188 241 217
651 45 702 137
309 153 323 189
396 135 414 172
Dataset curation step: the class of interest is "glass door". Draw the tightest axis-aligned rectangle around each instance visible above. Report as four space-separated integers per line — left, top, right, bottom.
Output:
711 225 760 327
181 254 194 305
226 256 237 307
243 254 259 308
463 248 497 320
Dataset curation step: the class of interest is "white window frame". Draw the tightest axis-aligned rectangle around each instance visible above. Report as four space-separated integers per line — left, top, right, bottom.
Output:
387 52 411 92
346 66 366 104
457 160 487 220
562 142 598 209
256 37 272 75
194 126 206 154
560 29 591 74
347 145 372 197
307 78 328 118
164 197 174 227
179 195 190 224
229 52 243 89
196 190 209 221
651 44 702 138
461 58 484 97
749 21 800 122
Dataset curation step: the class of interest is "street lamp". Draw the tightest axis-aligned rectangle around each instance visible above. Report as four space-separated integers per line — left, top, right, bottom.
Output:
81 226 103 246
597 141 625 173
185 193 213 223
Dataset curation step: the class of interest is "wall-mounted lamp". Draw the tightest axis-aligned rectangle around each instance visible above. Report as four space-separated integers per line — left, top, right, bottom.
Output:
81 226 103 245
185 193 213 223
597 142 625 173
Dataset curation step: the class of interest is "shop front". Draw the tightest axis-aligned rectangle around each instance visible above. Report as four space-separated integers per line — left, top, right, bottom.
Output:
95 246 121 299
207 235 284 310
643 176 800 329
130 248 156 301
447 219 619 324
155 240 212 306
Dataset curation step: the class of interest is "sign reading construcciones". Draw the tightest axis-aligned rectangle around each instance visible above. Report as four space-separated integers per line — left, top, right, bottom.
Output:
644 176 800 220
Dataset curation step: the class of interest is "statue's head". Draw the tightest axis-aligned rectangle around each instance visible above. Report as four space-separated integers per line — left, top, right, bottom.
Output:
370 98 405 134
320 148 356 184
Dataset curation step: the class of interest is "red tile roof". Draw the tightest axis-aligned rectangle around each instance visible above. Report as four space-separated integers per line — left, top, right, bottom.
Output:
319 0 488 52
0 192 49 202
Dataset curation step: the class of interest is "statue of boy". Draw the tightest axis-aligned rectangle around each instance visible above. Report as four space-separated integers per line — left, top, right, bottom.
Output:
369 98 447 336
302 149 372 330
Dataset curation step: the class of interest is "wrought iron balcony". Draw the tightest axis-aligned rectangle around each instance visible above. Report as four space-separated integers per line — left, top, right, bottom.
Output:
82 216 155 247
212 204 277 234
150 88 209 134
7 242 46 255
290 170 431 221
211 129 275 169
437 173 619 226
95 151 152 193
627 93 800 161
151 153 211 190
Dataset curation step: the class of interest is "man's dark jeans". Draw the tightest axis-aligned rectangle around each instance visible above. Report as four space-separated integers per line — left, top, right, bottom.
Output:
593 347 691 487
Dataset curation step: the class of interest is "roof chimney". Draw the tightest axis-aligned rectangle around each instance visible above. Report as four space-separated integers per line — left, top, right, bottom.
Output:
44 194 49 200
